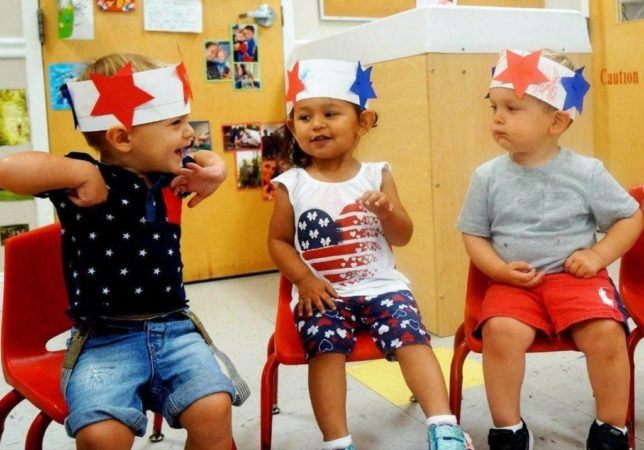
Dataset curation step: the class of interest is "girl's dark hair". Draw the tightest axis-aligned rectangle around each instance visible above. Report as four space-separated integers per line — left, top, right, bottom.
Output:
276 104 379 168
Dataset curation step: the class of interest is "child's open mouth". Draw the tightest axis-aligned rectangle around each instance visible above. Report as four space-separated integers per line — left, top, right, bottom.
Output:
310 135 330 142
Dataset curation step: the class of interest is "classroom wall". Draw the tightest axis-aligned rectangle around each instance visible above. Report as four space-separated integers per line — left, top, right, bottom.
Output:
40 1 285 282
589 0 644 190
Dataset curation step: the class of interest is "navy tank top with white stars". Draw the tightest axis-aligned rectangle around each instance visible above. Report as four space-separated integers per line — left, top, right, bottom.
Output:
39 152 189 320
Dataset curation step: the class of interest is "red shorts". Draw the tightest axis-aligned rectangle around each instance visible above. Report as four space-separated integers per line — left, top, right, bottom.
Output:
475 269 628 339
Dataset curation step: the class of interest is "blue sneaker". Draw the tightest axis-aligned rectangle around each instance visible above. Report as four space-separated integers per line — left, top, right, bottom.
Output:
428 424 469 450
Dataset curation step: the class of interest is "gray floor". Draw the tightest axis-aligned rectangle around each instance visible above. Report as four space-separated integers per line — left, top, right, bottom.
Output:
0 267 642 450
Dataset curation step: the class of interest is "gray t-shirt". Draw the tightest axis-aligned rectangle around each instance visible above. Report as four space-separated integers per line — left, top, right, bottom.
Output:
457 148 639 273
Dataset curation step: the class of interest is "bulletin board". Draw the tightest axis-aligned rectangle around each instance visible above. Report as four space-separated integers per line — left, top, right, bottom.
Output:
39 0 285 282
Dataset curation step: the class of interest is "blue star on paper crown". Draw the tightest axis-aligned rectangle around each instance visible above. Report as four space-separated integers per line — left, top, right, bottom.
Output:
350 62 377 108
561 67 590 114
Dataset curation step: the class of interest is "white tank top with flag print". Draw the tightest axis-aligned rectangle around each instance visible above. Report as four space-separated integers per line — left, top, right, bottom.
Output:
273 162 410 307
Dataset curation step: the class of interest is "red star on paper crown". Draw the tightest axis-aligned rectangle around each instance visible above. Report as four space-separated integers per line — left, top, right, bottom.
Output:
89 62 154 129
493 50 549 99
285 61 305 106
176 61 193 104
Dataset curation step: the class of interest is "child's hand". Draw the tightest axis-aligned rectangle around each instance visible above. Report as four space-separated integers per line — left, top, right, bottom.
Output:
494 261 545 288
170 162 225 208
68 162 108 207
295 273 338 317
358 190 394 219
564 249 605 278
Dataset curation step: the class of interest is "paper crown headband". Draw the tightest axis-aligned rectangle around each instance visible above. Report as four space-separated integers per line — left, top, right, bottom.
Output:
490 50 590 119
285 59 377 112
64 62 192 132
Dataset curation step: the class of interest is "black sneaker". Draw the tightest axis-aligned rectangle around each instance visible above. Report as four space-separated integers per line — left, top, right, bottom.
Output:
586 422 629 450
488 420 533 450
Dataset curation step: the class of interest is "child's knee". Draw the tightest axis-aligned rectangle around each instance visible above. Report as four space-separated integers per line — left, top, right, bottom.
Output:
75 419 134 450
482 317 535 344
573 319 626 356
181 392 232 433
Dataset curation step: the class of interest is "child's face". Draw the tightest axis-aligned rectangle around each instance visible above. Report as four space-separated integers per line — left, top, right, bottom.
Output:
127 115 195 174
243 28 254 40
216 49 227 60
205 44 218 61
488 88 560 155
235 30 245 41
289 98 372 161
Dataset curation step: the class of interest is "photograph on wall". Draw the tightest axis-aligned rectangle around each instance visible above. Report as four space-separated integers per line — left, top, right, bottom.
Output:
97 0 135 12
260 123 290 201
235 150 261 189
233 63 261 90
222 123 261 151
204 40 232 82
49 62 88 111
189 120 212 151
57 0 94 40
0 224 29 246
0 90 30 147
231 24 258 62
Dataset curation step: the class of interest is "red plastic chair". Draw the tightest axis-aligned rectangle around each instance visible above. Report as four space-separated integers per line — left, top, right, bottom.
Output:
0 224 235 449
450 256 639 445
619 185 644 449
260 276 384 450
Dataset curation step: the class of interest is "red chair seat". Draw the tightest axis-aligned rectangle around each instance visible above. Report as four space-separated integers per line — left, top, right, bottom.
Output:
261 276 383 450
5 352 68 424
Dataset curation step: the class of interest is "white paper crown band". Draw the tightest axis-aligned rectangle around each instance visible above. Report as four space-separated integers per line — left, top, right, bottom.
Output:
66 64 190 132
490 50 590 119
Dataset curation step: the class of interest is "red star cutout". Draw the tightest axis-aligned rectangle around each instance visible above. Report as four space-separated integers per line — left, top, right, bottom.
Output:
493 50 549 98
90 62 154 129
176 61 193 104
285 61 305 106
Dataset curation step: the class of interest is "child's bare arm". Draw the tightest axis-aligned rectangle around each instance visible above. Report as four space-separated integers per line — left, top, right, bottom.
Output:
0 151 107 207
268 184 337 316
463 233 545 288
170 150 227 207
358 169 413 246
565 209 644 278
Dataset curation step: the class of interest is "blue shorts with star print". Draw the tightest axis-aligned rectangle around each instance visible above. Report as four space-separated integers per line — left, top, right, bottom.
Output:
62 315 235 437
295 290 431 360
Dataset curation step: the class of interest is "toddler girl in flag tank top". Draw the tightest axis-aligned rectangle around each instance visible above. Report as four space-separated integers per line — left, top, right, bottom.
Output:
268 59 472 450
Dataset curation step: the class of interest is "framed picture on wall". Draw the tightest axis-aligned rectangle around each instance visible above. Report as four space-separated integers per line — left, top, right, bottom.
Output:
235 150 262 189
204 40 232 82
222 123 262 151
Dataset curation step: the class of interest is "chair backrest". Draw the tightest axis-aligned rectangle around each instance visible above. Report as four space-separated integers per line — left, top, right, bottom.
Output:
619 186 644 329
2 224 72 377
463 262 577 352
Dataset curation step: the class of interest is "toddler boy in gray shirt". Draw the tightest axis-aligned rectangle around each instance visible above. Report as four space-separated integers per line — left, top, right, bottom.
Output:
458 49 643 450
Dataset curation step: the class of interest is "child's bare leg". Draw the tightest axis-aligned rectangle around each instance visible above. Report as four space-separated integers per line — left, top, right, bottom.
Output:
395 344 450 416
570 319 629 427
76 420 134 450
482 317 536 426
309 353 349 441
181 392 233 450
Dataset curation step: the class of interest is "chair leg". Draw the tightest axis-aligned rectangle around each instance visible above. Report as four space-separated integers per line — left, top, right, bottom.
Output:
626 327 641 449
449 324 470 423
267 335 280 414
261 353 280 450
149 413 164 443
231 437 237 450
25 412 52 450
0 390 25 441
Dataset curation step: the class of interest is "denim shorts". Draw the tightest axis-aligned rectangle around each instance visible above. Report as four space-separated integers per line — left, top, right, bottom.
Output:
63 317 236 437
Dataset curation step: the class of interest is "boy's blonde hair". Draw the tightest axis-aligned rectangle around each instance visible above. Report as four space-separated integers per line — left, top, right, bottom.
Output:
540 49 576 71
78 53 166 150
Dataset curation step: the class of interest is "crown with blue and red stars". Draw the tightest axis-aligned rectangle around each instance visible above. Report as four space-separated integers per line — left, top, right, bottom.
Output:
285 59 377 112
490 49 590 119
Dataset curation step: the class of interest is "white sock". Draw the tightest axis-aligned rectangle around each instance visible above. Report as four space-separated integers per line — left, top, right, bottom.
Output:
596 419 628 435
495 421 524 433
322 435 353 450
426 414 458 427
